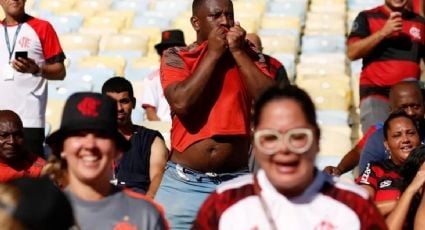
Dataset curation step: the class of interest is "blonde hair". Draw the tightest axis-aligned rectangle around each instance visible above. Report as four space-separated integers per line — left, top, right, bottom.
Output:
41 155 69 190
0 184 24 230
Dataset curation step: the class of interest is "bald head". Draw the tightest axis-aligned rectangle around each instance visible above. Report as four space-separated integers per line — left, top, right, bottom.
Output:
389 81 424 121
0 110 23 128
246 33 263 52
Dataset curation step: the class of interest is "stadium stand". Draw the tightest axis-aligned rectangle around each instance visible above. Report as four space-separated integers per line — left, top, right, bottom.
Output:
15 0 384 164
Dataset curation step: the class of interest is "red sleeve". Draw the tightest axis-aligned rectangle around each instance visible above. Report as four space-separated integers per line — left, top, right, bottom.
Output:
27 18 65 63
160 50 191 91
355 163 378 190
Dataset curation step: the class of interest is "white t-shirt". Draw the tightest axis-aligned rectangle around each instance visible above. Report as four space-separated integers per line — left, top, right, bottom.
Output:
141 69 171 121
0 16 65 128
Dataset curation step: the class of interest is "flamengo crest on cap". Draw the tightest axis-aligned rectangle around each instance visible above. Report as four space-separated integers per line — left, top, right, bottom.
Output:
77 97 102 117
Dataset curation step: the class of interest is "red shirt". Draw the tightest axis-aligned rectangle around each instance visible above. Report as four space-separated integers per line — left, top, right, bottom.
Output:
0 155 46 182
160 41 272 152
347 6 425 88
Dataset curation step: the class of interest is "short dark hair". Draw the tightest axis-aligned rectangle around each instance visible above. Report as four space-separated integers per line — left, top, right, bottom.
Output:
192 0 203 16
401 144 425 186
253 85 320 138
192 0 233 15
383 110 418 139
101 77 134 100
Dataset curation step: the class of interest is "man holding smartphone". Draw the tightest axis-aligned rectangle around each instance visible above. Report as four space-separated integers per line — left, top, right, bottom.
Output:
0 0 66 157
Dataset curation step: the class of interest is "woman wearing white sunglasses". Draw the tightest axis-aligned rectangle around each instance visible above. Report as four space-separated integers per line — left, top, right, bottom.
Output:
193 85 387 230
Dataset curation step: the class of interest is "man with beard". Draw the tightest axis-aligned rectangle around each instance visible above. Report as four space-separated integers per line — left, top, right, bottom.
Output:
102 77 169 198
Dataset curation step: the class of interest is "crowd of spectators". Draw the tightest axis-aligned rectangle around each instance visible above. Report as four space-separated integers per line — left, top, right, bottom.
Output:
3 0 425 229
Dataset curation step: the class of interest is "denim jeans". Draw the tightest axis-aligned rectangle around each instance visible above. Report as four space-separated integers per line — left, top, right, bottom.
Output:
154 161 248 230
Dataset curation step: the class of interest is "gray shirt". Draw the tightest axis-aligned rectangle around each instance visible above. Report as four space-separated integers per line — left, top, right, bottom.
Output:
65 188 167 230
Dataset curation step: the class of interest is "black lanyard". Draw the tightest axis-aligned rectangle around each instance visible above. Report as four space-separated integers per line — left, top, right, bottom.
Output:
3 23 23 62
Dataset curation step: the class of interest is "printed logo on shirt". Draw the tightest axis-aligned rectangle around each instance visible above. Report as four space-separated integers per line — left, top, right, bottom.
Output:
19 36 31 49
359 163 372 184
409 26 422 40
113 216 137 230
379 179 392 188
314 220 336 230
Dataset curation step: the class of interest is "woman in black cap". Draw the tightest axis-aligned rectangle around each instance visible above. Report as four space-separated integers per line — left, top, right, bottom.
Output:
45 92 168 230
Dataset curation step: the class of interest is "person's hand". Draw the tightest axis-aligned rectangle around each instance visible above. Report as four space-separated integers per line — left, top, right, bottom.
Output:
407 162 425 194
207 26 228 59
226 22 246 53
11 57 40 75
323 166 342 176
380 12 403 38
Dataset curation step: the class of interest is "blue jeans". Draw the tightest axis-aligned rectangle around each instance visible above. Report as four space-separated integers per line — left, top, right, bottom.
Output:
155 161 248 230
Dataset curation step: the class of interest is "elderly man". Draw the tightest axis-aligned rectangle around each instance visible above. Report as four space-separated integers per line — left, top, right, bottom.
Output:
156 0 275 228
0 110 45 182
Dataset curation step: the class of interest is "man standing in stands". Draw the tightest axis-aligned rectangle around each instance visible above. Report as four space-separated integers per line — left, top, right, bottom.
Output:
0 110 45 182
102 77 169 198
0 0 66 157
156 0 275 228
347 0 425 133
142 29 186 121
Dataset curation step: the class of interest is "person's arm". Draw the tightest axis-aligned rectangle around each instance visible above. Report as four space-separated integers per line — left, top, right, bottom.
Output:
360 185 398 216
12 58 66 80
347 11 402 60
227 23 274 99
414 190 425 229
359 130 387 174
324 144 362 176
146 136 169 198
145 107 161 121
388 166 425 230
163 27 228 119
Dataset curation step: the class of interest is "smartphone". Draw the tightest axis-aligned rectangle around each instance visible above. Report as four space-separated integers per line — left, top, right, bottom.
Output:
15 51 28 60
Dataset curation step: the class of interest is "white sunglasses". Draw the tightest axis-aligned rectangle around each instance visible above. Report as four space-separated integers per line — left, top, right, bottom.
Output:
254 128 314 155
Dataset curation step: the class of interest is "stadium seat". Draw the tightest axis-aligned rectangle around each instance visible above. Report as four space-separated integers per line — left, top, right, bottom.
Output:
60 33 100 55
65 67 115 92
82 14 127 32
125 56 159 81
261 35 299 56
110 0 149 12
319 124 353 156
99 34 149 54
139 120 172 148
45 14 84 35
78 56 126 76
39 0 75 14
45 99 66 133
72 0 111 16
